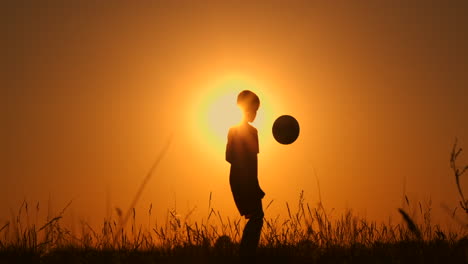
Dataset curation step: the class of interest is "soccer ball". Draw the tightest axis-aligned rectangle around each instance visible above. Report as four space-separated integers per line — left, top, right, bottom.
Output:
272 115 300 145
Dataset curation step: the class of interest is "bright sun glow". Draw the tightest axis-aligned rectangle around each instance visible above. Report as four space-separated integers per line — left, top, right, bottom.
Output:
193 76 273 154
206 91 243 140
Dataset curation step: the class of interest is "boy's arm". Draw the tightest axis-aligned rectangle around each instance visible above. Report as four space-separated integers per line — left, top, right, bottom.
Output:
226 128 233 163
255 129 259 154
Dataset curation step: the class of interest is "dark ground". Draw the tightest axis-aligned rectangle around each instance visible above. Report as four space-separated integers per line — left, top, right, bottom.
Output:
1 240 467 264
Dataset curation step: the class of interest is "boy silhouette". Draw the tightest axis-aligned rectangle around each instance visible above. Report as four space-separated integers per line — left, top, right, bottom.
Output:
226 90 265 257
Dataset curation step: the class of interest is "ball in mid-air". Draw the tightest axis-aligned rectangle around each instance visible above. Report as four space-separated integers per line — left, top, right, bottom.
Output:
272 115 300 145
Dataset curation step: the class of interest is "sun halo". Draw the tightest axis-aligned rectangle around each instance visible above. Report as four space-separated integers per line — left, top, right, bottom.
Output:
194 79 272 154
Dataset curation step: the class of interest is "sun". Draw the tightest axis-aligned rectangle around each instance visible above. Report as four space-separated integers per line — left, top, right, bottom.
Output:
206 91 243 141
193 76 273 154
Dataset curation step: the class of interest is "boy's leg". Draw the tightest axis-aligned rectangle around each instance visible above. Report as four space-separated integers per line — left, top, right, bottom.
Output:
240 198 264 257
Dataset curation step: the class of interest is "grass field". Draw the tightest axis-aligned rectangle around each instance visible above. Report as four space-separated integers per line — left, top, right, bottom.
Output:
1 191 467 263
1 142 467 263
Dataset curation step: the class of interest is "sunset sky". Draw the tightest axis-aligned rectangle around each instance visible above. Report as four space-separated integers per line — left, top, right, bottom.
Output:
4 1 468 229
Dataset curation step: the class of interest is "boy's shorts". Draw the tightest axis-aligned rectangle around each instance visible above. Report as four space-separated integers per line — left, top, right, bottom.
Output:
232 190 264 218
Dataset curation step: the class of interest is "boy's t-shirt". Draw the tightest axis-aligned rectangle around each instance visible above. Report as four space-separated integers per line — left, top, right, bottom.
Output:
226 123 265 216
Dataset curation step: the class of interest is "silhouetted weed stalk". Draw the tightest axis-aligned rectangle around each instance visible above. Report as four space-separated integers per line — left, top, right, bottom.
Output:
1 140 467 258
451 138 468 215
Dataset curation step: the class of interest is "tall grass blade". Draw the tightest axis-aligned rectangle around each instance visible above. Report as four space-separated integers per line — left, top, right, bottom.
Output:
398 208 422 240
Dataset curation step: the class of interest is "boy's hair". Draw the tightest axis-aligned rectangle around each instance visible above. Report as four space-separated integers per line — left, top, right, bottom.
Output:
237 90 260 112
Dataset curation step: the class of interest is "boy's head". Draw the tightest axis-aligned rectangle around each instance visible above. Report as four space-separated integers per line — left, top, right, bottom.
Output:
237 90 260 123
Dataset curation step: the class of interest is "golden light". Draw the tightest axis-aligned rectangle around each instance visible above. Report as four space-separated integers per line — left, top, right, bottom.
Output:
206 90 243 141
192 76 274 155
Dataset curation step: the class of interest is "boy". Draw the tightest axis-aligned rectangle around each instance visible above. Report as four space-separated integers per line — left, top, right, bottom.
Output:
226 90 265 257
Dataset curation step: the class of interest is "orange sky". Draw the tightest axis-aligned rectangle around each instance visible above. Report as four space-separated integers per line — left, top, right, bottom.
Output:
3 1 468 230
